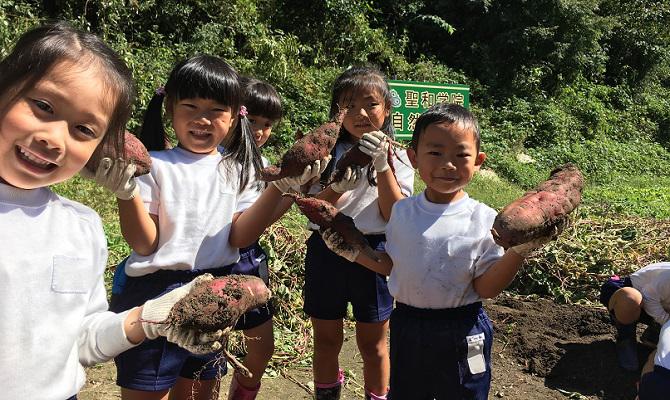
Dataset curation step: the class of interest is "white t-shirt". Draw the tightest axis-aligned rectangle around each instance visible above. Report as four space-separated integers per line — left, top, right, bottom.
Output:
309 140 414 234
125 147 260 276
631 262 670 325
0 183 135 399
655 320 670 369
386 191 505 309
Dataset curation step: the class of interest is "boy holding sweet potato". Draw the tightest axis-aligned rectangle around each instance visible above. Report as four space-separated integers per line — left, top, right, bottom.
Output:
322 103 555 399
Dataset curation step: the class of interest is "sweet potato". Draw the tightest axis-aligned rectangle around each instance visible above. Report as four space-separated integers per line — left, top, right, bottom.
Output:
491 163 584 248
330 144 372 183
261 108 347 181
167 274 271 331
288 194 380 262
85 131 151 176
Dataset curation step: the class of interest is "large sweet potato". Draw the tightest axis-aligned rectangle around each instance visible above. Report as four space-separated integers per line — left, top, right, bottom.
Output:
167 274 271 331
491 163 584 248
261 108 347 181
85 131 151 176
288 195 380 262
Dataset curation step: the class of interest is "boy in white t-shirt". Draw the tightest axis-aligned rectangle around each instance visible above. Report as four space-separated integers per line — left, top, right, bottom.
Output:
323 103 554 399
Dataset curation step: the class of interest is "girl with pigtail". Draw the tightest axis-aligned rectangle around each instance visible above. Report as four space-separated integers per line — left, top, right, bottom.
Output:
304 65 415 400
96 55 329 400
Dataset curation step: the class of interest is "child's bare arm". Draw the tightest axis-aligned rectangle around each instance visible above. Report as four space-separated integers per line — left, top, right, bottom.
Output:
376 168 405 221
117 196 159 255
229 184 284 248
355 250 393 276
473 250 524 299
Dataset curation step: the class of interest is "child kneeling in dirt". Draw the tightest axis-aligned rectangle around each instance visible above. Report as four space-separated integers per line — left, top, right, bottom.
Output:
322 103 554 400
637 319 670 399
600 262 670 371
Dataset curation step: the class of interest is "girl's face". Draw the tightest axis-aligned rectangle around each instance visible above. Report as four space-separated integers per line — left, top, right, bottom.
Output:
171 98 235 155
338 88 390 140
0 60 111 189
247 114 276 147
408 121 486 204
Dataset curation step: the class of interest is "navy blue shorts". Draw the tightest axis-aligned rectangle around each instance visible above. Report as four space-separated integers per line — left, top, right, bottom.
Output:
599 275 654 326
111 267 233 391
639 366 670 400
303 232 393 322
389 302 493 400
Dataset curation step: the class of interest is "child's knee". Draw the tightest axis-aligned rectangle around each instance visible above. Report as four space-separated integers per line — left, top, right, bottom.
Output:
358 339 388 361
610 287 643 323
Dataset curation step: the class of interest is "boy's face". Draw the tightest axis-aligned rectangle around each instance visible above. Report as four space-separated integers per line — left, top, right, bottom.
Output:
338 88 389 140
0 61 110 189
247 114 275 147
408 121 486 204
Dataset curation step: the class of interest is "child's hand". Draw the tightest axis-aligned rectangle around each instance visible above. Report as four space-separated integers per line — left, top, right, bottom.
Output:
321 227 360 262
141 274 224 354
359 131 390 172
509 231 556 257
80 157 139 200
273 155 332 193
331 166 362 193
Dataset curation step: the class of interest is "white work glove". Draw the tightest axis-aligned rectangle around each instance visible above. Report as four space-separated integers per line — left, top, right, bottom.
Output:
358 131 390 172
321 227 360 262
509 231 557 258
141 274 224 354
331 166 362 194
80 157 139 200
272 155 332 193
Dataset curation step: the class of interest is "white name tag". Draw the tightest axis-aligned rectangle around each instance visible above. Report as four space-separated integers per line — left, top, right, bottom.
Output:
466 333 486 374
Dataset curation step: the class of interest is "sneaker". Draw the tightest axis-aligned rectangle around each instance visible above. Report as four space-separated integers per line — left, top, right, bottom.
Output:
616 337 639 371
640 323 661 348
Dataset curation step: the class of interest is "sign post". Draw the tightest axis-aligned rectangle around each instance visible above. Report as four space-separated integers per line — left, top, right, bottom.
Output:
388 80 470 141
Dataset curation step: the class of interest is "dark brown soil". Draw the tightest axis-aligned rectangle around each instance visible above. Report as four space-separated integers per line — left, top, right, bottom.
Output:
82 295 650 399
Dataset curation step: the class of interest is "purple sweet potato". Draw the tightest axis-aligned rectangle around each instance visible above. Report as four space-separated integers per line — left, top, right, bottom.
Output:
261 108 347 181
491 163 584 248
289 195 380 261
85 131 151 176
167 275 271 331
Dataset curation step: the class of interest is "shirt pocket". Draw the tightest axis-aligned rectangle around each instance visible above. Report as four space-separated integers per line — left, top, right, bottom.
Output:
445 237 480 284
52 255 93 294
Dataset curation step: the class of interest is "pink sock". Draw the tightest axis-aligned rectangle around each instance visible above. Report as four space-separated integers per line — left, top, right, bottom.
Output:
365 388 388 400
315 368 345 389
228 373 260 400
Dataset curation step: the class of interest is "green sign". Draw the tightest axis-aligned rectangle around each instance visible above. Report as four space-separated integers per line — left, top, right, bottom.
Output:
388 80 470 140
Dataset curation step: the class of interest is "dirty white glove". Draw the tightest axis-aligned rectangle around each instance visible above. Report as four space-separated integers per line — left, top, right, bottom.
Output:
358 131 390 172
141 274 224 354
272 155 332 193
80 157 139 200
510 233 556 258
331 166 362 194
321 228 360 262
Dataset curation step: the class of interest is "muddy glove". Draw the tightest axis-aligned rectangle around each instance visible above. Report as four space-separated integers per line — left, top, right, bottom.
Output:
272 155 332 193
321 227 360 262
331 166 362 194
358 131 390 172
80 157 139 200
141 274 224 354
509 231 556 258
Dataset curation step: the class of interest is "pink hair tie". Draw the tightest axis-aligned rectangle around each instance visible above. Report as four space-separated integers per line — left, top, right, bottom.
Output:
239 105 248 117
155 86 166 96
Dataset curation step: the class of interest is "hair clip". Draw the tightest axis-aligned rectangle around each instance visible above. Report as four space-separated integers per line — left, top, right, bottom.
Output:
155 86 166 96
239 105 248 117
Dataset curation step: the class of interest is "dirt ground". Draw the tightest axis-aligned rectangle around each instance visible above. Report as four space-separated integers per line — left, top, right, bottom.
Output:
80 295 651 399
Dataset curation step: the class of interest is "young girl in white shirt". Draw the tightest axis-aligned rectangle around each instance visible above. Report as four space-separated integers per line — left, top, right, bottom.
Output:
0 22 222 400
101 55 327 400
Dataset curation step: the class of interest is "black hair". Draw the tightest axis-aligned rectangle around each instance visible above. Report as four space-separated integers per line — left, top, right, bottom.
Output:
0 21 135 164
322 65 397 186
138 54 262 191
410 103 481 152
241 77 283 122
